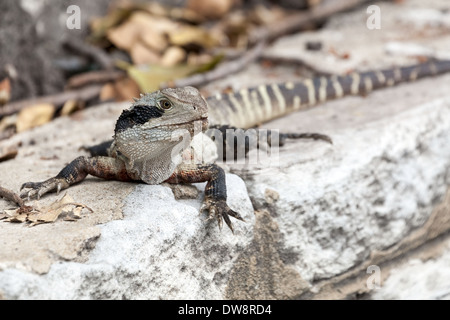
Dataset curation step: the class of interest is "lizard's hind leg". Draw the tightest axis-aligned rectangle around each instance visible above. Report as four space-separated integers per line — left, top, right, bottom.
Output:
165 163 244 233
20 156 132 200
79 139 114 157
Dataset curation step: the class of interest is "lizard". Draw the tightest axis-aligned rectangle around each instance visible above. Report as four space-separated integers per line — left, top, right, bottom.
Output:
19 58 450 232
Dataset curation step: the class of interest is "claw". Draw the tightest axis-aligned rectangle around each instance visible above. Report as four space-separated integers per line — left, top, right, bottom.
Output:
19 177 68 201
227 209 245 222
199 198 243 233
216 211 223 230
222 213 233 233
200 202 209 213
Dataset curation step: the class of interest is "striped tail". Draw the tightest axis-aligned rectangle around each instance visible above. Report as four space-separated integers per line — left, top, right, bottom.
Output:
206 59 450 129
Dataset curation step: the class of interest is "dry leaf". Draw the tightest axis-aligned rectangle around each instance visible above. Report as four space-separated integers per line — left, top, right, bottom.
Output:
3 209 18 217
143 2 168 16
113 77 141 101
168 6 204 23
27 194 75 225
61 99 83 116
187 53 215 66
89 7 134 43
107 17 141 51
123 54 222 93
63 205 84 221
251 5 286 25
130 42 161 65
187 0 234 20
100 83 116 101
2 193 93 226
16 103 55 132
168 25 222 49
0 78 11 104
130 11 179 34
107 12 178 51
8 213 28 223
160 46 186 67
140 30 168 53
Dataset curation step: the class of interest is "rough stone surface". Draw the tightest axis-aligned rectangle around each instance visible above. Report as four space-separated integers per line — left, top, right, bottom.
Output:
371 242 450 300
0 176 254 299
225 210 310 299
236 86 450 282
0 102 132 274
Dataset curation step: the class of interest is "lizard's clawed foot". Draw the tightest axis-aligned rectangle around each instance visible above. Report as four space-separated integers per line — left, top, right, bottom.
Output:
200 198 245 233
20 178 68 200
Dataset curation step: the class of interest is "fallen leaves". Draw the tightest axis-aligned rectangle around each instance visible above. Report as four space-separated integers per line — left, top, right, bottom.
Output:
60 99 84 116
121 54 223 92
1 193 93 226
16 103 55 133
0 0 295 140
187 0 235 20
0 78 11 105
105 10 225 67
100 76 140 102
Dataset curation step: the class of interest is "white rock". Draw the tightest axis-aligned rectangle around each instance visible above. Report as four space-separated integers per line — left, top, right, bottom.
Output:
0 174 254 299
234 88 450 282
371 247 450 300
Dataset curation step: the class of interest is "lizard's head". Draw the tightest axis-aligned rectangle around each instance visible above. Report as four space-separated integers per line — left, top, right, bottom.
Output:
111 87 209 183
114 86 208 137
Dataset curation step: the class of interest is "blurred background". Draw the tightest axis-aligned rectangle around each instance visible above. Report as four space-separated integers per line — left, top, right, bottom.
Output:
1 0 449 140
0 0 414 140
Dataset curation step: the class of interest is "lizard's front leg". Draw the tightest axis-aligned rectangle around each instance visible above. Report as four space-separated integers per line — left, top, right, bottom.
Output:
20 156 132 199
165 163 244 233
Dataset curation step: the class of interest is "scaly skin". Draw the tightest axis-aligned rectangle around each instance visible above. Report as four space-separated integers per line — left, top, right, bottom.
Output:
20 86 247 232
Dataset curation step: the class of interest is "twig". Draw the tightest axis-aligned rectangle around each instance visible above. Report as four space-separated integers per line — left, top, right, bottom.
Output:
259 54 335 77
161 41 266 89
66 70 126 89
0 185 24 207
63 37 115 70
249 0 372 45
0 85 103 118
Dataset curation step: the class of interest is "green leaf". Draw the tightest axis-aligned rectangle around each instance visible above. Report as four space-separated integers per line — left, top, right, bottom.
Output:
124 55 223 92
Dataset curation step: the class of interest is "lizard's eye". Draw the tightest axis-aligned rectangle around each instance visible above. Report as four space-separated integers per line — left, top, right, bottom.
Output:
159 99 172 110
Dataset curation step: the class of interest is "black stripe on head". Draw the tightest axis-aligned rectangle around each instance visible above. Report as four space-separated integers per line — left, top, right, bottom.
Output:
114 105 164 134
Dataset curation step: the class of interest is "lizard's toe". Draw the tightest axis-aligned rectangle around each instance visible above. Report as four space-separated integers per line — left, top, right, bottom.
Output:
19 178 68 200
200 198 244 233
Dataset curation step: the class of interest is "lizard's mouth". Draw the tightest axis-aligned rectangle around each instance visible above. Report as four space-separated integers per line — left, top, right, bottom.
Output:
153 116 208 129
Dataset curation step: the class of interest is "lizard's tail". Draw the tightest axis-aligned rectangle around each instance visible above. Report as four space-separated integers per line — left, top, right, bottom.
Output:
207 59 450 129
353 59 450 92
